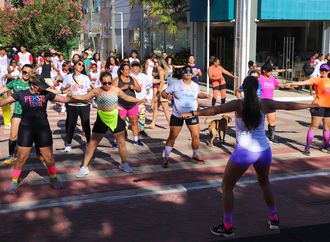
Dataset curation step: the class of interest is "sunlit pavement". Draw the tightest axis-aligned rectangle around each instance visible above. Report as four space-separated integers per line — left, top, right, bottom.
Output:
0 90 330 241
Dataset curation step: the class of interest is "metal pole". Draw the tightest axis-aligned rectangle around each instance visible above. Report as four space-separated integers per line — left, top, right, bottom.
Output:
111 0 116 51
206 0 210 94
120 12 124 60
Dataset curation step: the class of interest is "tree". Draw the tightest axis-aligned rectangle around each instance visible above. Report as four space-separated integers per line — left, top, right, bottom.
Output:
0 0 84 55
129 0 188 35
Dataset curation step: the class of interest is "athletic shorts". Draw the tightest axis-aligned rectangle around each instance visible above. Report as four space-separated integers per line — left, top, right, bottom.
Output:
118 104 139 117
213 83 226 91
18 124 53 148
170 114 199 127
153 84 160 89
230 144 272 169
12 113 22 119
310 107 330 117
92 113 126 134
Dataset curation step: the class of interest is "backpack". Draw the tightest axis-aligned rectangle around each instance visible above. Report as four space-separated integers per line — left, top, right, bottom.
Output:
303 62 314 76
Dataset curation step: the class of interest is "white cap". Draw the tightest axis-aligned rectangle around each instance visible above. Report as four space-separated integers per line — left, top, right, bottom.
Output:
12 47 17 51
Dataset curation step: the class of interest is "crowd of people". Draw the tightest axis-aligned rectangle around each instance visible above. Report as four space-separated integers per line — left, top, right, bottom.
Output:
0 45 330 238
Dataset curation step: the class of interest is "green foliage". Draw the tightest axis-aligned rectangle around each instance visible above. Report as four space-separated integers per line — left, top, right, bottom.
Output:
129 0 188 35
0 0 83 55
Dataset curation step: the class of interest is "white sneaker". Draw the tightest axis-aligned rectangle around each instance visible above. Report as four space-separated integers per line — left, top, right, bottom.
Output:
119 162 133 173
75 167 90 178
64 145 72 153
4 125 11 129
61 106 66 113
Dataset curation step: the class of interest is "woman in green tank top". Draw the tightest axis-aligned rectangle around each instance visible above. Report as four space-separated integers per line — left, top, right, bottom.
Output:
68 72 145 176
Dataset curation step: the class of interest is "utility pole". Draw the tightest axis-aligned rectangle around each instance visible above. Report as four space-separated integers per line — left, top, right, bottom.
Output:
111 0 116 52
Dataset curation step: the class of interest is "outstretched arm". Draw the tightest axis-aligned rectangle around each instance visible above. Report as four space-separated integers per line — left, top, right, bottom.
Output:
285 79 311 88
198 92 211 99
261 99 318 111
52 95 81 103
181 99 241 118
0 86 9 95
69 89 98 101
0 96 15 107
118 89 144 104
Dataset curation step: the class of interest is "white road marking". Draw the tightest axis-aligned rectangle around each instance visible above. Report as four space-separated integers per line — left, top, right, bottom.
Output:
0 168 329 214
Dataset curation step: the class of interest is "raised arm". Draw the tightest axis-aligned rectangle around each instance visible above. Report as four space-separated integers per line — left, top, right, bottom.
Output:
181 99 241 118
0 96 15 107
261 99 318 112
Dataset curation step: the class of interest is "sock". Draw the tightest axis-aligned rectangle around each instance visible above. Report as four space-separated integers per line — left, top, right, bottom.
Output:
305 129 315 151
134 136 139 142
268 206 279 221
35 144 41 155
212 98 217 106
269 125 275 140
48 165 57 179
221 98 226 104
164 146 173 158
12 169 22 183
223 212 233 229
322 130 330 149
8 140 17 156
193 149 200 157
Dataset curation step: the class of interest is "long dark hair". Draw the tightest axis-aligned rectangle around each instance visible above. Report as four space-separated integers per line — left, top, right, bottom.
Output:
242 76 261 130
118 63 130 77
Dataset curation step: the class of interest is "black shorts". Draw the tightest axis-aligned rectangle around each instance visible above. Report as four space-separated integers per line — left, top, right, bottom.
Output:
18 124 53 148
92 113 126 134
12 113 22 119
170 114 199 127
310 107 330 117
213 84 226 91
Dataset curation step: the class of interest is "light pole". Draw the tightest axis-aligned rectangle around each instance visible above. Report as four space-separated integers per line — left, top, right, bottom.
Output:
206 0 210 94
114 11 124 60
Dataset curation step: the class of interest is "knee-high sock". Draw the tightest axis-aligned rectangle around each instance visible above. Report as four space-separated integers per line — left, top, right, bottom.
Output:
8 140 17 156
221 98 226 104
268 125 275 140
223 212 233 229
268 206 279 221
212 98 217 107
12 169 22 183
305 129 315 150
164 146 173 159
48 165 57 179
323 130 330 148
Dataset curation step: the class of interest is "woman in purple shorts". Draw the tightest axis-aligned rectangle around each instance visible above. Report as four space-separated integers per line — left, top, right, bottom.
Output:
182 76 317 238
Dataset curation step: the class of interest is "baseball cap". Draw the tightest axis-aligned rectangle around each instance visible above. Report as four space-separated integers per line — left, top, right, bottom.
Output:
320 64 330 72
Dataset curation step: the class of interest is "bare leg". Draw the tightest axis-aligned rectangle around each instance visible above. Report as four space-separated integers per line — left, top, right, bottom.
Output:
161 101 171 128
114 131 127 163
81 132 104 167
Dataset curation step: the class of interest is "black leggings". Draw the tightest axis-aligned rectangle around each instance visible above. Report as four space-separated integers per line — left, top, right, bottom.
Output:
66 105 91 144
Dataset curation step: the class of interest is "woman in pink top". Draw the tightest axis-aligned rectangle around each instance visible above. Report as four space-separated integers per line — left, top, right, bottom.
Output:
259 64 285 143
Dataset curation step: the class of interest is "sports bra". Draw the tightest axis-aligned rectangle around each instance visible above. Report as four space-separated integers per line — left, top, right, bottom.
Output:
96 93 118 108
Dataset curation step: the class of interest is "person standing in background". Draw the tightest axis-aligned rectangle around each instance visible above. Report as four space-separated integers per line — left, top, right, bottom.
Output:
187 55 202 84
15 45 33 69
0 47 11 128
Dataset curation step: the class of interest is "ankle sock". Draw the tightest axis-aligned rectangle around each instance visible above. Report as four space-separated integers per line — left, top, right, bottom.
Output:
134 136 139 142
12 169 22 183
223 212 233 229
212 98 217 106
48 165 57 179
193 149 200 157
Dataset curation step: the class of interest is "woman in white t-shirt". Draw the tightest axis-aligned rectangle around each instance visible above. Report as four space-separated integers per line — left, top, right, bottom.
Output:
90 53 103 73
61 60 92 152
129 50 140 64
161 65 210 168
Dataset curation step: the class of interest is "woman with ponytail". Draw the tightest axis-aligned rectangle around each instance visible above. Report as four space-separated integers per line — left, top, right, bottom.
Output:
181 76 318 238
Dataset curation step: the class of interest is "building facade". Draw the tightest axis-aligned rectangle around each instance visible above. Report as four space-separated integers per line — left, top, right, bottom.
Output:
190 0 330 83
81 0 190 61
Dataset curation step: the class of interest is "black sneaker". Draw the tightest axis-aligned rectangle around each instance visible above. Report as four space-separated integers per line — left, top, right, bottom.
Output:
302 149 311 156
321 147 330 153
269 137 279 144
268 219 280 230
210 224 235 238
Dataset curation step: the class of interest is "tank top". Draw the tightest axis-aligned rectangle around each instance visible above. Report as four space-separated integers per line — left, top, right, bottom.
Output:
118 75 136 109
41 62 52 78
96 93 118 109
235 111 270 152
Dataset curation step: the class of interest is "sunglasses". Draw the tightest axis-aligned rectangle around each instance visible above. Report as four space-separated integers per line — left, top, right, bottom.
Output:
22 70 30 75
123 61 129 63
182 70 193 74
76 62 84 67
102 82 112 86
320 69 329 72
